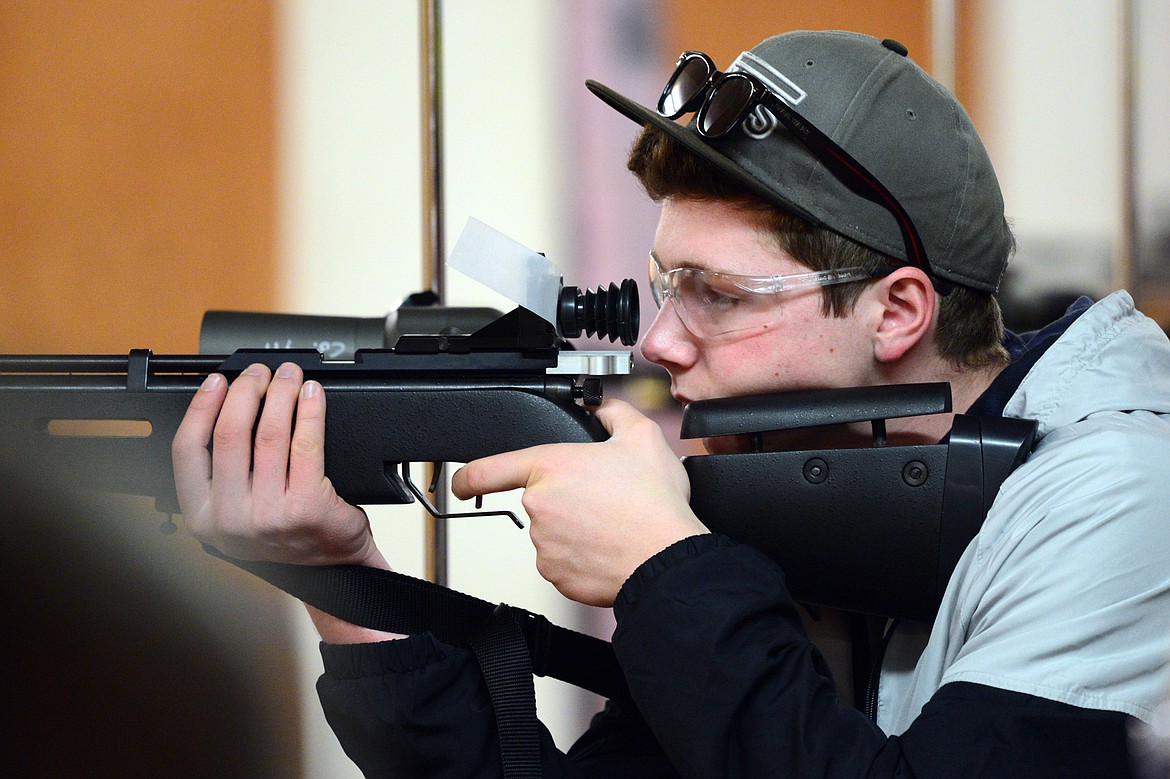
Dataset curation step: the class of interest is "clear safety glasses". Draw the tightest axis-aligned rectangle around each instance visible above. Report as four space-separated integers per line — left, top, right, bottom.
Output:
648 253 875 338
657 50 946 293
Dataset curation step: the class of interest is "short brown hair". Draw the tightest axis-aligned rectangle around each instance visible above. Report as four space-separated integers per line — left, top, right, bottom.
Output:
627 126 1009 369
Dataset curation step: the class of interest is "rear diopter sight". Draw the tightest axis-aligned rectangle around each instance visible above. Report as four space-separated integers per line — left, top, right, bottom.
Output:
557 279 639 346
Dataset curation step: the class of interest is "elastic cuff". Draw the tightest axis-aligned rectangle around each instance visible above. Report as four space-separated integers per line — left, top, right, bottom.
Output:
614 534 738 620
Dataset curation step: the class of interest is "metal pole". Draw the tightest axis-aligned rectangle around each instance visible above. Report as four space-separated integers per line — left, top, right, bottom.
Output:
1115 0 1137 295
419 0 448 586
930 0 958 92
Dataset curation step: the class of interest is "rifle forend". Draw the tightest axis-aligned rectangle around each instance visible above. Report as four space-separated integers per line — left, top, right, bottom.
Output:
0 305 634 517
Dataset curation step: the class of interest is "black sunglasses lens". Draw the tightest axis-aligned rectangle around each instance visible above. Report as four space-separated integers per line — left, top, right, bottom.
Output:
699 77 753 137
660 56 710 118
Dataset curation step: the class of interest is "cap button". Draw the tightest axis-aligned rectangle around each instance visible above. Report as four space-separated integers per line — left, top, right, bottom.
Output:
881 39 909 56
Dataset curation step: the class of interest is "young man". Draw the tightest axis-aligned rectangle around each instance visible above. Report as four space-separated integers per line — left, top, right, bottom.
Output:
173 31 1170 776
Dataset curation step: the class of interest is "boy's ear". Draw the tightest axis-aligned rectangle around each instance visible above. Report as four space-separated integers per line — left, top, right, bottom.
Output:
868 268 935 363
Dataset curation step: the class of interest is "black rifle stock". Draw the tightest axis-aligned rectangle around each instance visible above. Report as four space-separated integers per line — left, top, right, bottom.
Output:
681 384 1037 622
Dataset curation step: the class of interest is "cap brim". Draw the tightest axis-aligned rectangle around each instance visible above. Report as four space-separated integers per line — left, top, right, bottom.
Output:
585 79 821 226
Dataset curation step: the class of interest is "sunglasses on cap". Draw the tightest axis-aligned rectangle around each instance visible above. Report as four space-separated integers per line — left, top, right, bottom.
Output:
648 252 885 339
657 50 948 294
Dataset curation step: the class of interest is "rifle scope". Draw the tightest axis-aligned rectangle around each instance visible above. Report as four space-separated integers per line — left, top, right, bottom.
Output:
200 279 640 358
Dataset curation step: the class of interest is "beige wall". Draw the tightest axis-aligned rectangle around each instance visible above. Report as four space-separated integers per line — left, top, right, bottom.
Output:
0 2 279 353
665 0 933 76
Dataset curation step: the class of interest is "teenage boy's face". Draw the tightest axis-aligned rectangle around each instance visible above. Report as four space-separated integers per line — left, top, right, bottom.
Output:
641 197 877 413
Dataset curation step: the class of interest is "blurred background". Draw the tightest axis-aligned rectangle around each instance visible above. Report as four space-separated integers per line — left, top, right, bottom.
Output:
2 1 1167 776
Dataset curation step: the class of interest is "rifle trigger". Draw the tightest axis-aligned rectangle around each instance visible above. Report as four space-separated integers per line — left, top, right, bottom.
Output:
400 463 525 529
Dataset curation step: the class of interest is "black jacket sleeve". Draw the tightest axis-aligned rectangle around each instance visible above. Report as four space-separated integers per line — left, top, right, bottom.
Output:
316 632 677 778
612 534 1136 778
315 534 1134 777
317 633 514 778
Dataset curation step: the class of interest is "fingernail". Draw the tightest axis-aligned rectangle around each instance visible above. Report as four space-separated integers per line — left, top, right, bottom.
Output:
200 374 223 391
245 363 265 376
276 362 296 379
302 380 319 398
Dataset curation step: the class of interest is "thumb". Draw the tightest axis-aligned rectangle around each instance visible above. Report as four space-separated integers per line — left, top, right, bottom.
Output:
590 398 645 437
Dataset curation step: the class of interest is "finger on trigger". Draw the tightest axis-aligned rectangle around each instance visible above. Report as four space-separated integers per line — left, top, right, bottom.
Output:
451 447 541 500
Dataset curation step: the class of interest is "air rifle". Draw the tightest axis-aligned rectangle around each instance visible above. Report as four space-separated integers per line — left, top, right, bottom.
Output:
0 277 1037 624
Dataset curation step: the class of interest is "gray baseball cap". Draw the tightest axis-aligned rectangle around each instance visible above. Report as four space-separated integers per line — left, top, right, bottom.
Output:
587 30 1012 293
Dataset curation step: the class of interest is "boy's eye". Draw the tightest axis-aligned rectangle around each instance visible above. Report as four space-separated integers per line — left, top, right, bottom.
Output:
690 275 751 307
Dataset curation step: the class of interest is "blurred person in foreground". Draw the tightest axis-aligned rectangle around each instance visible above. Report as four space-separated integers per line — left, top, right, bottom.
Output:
0 449 297 777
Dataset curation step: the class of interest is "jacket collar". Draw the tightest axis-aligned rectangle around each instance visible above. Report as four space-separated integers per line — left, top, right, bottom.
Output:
965 297 1094 418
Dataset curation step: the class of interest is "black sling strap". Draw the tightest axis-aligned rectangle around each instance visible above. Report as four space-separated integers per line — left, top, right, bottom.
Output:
205 548 629 778
471 606 542 778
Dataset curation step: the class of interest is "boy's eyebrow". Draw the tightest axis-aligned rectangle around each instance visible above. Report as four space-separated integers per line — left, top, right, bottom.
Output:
651 250 737 275
653 251 792 282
